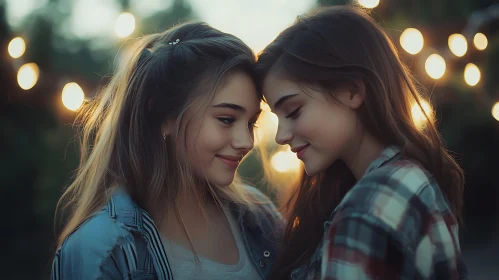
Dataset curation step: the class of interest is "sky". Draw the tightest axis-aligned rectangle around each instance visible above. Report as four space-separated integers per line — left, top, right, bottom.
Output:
188 0 316 52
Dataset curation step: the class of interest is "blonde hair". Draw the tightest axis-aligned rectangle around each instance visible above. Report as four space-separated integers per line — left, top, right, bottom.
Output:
56 22 266 248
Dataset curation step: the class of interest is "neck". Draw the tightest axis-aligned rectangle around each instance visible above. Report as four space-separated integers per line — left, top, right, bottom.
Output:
174 186 218 220
155 185 222 236
343 130 385 180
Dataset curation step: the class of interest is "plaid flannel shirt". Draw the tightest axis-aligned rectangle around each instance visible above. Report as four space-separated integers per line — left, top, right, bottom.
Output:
291 146 467 280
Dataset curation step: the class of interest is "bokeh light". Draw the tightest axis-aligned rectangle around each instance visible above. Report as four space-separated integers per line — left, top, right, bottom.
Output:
400 28 424 55
411 100 433 129
260 101 271 112
271 149 301 173
254 101 279 146
357 0 380 9
269 112 278 126
492 102 499 122
8 37 26 58
473 33 488 51
448 34 468 57
62 82 85 111
17 63 39 90
115 12 136 38
464 63 480 86
425 54 446 79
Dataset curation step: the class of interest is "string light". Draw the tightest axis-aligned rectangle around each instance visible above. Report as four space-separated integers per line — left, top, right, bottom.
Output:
464 63 481 86
115 12 136 38
8 37 26 58
357 0 380 9
473 33 488 51
448 34 468 57
62 82 85 111
6 3 495 137
17 63 39 90
400 28 424 55
425 54 446 79
492 102 499 122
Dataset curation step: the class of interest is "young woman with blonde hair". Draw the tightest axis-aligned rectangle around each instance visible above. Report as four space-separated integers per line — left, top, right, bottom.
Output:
52 22 282 280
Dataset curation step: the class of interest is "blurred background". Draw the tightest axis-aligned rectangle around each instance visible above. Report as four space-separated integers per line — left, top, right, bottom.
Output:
1 0 498 278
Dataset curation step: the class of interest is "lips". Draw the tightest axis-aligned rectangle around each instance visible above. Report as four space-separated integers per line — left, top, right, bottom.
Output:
216 155 242 169
291 144 310 160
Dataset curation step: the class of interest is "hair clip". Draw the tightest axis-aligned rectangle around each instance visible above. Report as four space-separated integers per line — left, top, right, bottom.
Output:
168 39 180 45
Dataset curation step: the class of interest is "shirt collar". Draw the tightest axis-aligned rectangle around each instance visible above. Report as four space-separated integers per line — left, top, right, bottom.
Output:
363 145 401 176
324 145 401 224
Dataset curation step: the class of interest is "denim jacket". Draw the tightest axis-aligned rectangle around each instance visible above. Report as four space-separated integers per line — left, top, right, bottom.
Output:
51 186 283 280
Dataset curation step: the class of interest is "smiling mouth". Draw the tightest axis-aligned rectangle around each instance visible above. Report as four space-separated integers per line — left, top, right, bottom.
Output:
216 155 241 169
291 144 310 159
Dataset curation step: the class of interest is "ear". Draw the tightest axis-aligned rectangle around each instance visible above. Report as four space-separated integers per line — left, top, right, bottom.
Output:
337 79 365 109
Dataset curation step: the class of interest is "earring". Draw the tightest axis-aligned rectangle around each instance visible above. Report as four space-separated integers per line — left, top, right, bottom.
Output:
162 133 167 140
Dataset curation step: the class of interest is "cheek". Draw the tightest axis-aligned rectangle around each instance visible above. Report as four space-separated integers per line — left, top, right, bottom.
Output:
300 106 356 146
324 110 357 146
192 120 228 160
293 107 330 139
293 117 315 139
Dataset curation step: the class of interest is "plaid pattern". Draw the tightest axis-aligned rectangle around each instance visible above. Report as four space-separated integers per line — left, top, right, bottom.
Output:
292 146 467 280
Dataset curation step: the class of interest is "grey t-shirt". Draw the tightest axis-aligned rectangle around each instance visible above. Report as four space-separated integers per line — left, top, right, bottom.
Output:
161 208 262 280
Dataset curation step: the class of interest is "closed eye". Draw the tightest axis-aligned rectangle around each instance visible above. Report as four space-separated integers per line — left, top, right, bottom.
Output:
285 106 301 119
218 117 235 125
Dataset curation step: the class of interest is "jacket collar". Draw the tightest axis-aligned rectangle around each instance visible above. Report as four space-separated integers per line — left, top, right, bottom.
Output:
105 187 260 233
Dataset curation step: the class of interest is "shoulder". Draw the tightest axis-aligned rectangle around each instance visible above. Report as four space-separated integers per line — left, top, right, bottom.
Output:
242 185 282 220
59 210 126 254
53 209 134 279
361 159 435 194
236 185 284 237
243 184 274 204
336 160 441 242
347 159 438 211
59 188 142 256
57 210 127 261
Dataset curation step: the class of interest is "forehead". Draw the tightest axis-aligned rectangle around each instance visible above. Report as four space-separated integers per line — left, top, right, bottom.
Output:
262 72 302 106
212 71 260 108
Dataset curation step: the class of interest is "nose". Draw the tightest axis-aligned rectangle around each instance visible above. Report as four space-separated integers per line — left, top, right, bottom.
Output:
232 126 254 154
275 121 293 145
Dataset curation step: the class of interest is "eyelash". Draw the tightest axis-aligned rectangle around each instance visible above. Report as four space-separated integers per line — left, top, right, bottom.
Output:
218 117 259 129
286 106 302 119
218 117 235 125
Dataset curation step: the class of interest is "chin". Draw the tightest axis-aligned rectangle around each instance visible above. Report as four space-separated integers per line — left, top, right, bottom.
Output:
209 175 235 187
303 166 319 176
303 161 329 176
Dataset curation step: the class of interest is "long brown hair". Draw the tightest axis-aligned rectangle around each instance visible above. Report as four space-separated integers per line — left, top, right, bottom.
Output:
256 6 464 278
56 22 263 248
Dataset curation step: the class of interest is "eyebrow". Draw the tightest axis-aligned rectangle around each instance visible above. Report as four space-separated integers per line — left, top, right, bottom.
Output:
213 103 246 112
273 94 299 110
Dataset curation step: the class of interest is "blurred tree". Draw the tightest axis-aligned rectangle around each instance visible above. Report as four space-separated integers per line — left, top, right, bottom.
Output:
141 0 193 33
